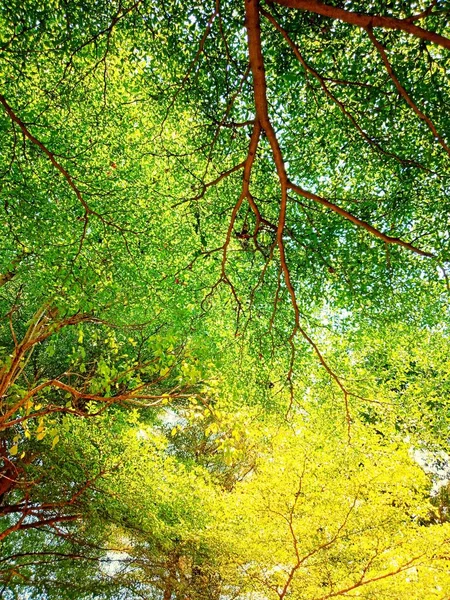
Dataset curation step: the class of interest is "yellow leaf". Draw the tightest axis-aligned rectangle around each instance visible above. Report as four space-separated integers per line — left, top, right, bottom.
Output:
10 445 18 456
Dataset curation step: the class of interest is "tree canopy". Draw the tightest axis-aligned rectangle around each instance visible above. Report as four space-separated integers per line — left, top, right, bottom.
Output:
1 1 450 598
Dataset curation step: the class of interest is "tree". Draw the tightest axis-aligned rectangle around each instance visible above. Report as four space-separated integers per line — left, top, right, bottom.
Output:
213 414 450 600
1 0 450 598
0 410 219 599
2 0 449 399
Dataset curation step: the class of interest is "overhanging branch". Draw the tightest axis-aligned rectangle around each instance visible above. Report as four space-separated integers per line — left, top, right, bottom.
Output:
271 0 450 49
288 182 435 258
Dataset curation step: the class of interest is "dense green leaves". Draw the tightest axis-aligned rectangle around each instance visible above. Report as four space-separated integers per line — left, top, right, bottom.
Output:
1 0 450 598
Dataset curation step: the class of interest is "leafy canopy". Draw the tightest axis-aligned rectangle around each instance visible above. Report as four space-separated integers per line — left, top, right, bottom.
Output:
1 0 450 598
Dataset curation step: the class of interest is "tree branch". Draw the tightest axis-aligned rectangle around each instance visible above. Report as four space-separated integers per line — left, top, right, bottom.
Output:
0 95 92 215
288 182 434 258
271 0 450 50
261 8 431 171
367 27 450 159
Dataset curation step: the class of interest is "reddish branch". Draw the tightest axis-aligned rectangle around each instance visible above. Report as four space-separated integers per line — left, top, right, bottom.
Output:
245 0 291 311
0 94 92 215
271 0 450 50
0 304 190 436
0 442 19 499
207 0 437 431
0 470 106 520
221 122 261 277
0 514 79 543
261 8 431 172
246 0 357 430
0 383 190 431
288 182 434 258
0 307 94 400
367 28 450 159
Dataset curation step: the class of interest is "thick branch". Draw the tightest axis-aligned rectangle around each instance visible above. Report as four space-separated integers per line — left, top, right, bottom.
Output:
245 0 290 300
271 0 450 49
246 0 287 183
246 0 354 431
0 514 79 543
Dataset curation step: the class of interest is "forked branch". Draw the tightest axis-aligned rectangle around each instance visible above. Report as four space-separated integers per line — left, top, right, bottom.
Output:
271 0 450 50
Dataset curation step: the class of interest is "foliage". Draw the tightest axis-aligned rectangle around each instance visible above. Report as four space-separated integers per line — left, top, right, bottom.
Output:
1 0 450 598
215 415 450 599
